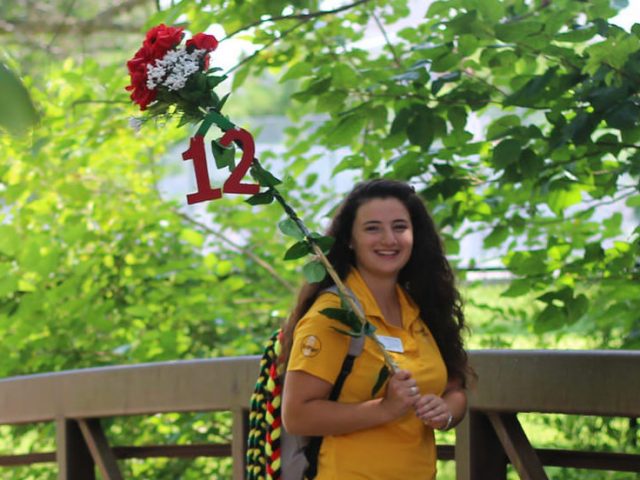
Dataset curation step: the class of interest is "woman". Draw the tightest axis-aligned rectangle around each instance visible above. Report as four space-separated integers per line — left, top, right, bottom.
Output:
281 179 471 479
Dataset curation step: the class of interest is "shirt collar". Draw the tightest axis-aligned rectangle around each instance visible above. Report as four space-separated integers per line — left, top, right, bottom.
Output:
344 267 421 327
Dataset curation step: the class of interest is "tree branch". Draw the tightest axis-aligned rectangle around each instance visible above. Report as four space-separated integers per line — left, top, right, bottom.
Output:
171 208 297 293
0 0 152 36
221 0 373 42
225 20 308 75
84 0 153 32
47 0 78 50
372 11 403 69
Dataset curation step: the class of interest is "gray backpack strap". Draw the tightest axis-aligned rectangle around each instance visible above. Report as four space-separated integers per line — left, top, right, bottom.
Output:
323 285 365 357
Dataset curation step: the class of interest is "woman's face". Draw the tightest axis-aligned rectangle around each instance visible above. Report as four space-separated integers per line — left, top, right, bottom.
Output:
350 197 413 281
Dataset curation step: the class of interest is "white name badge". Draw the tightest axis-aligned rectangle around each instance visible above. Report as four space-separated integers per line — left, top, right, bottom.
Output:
377 335 404 353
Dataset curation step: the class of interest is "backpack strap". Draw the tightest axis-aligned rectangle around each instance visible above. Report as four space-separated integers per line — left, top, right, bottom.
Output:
304 286 366 479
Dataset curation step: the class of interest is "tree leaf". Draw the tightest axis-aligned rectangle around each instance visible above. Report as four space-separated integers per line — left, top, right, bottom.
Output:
250 162 282 187
280 61 312 82
245 191 274 205
0 62 39 135
331 326 364 338
302 260 326 283
484 225 509 249
390 108 412 136
406 106 434 150
284 240 311 260
492 139 521 168
320 307 362 332
605 102 640 130
278 218 304 240
309 233 335 253
211 140 236 170
504 67 558 107
431 71 461 95
534 304 565 333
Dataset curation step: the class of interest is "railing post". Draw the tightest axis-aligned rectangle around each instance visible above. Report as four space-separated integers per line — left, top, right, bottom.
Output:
56 419 95 480
232 407 249 480
456 410 507 480
77 418 124 480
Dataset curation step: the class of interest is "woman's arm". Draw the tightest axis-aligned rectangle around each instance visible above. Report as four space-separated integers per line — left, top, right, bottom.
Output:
282 369 420 436
414 376 467 430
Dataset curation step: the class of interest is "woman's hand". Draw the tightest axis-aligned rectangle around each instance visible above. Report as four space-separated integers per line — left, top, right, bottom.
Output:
380 369 421 420
414 394 452 430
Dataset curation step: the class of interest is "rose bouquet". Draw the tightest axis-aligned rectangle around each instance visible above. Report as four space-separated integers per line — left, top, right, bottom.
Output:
126 24 398 390
126 24 227 125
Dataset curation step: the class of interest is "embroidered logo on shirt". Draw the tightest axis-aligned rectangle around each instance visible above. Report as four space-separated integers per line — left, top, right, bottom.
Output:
301 335 321 357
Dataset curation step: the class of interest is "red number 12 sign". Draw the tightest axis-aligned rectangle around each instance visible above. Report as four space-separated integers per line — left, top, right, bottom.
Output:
182 127 260 205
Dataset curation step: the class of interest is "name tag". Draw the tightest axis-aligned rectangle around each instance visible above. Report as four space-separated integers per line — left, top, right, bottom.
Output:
377 335 404 353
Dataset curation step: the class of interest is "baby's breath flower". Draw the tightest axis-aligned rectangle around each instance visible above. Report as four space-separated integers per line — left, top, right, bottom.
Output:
146 48 206 91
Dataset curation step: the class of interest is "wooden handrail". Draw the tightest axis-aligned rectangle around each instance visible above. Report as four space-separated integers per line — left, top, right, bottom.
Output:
0 350 638 479
0 356 260 424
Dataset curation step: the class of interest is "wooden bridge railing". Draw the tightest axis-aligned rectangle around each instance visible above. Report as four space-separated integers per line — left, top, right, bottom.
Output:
0 350 638 479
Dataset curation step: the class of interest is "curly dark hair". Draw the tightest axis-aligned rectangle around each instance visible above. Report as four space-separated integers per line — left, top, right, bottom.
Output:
281 178 471 387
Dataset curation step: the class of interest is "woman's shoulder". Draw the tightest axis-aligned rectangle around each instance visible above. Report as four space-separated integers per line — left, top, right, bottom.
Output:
294 290 343 332
308 290 342 312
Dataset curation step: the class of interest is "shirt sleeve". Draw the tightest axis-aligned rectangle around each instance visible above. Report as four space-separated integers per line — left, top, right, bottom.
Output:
287 293 351 385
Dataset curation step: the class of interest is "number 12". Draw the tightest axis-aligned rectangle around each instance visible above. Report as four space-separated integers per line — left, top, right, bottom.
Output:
182 127 260 205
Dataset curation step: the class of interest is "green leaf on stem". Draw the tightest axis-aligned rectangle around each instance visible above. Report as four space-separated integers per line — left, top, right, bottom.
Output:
320 307 362 332
278 218 304 240
372 365 390 396
211 140 235 169
217 92 230 111
363 322 377 336
302 260 326 283
309 233 335 253
246 191 274 205
330 327 363 338
250 163 282 187
284 240 311 260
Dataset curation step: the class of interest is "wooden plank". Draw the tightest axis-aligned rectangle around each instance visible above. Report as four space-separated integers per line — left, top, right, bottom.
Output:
112 443 231 459
3 444 636 474
487 412 548 480
56 419 95 480
468 350 640 416
0 452 55 466
0 356 261 424
231 408 249 480
77 419 123 480
436 444 455 461
1 352 639 426
536 448 640 472
455 411 507 480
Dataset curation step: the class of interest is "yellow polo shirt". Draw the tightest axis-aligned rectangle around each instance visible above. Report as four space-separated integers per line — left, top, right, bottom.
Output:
287 268 447 479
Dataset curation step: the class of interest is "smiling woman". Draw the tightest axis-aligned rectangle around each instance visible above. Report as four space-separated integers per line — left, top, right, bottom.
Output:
349 197 414 304
280 178 472 479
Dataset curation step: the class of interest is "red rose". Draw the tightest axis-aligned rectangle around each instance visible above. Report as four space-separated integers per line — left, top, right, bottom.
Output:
126 45 157 110
186 32 218 52
126 82 157 110
143 24 184 59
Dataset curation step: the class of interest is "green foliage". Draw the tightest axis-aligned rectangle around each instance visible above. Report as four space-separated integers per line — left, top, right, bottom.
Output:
239 0 640 343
